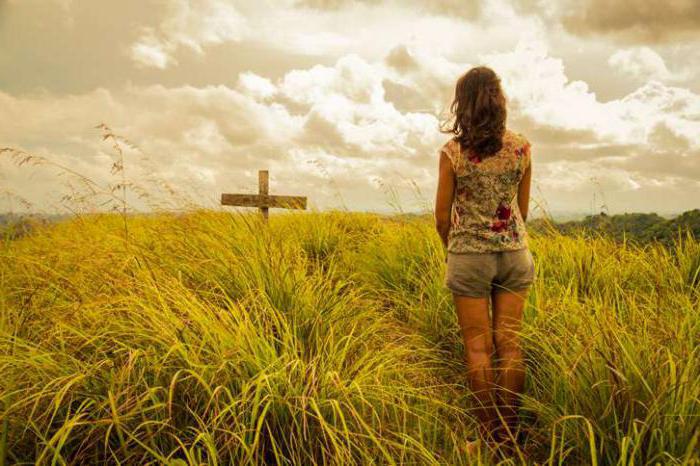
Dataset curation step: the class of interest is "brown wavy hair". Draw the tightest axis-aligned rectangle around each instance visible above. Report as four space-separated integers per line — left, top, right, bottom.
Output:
439 65 507 160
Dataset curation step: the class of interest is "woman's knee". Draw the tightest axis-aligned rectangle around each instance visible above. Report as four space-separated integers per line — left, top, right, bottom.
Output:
463 328 495 356
495 343 523 365
493 331 522 359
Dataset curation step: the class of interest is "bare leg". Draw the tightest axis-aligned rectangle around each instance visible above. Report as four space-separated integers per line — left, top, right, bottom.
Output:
491 287 528 446
453 294 499 444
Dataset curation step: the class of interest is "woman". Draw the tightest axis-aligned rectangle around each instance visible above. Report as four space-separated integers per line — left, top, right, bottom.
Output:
434 65 535 456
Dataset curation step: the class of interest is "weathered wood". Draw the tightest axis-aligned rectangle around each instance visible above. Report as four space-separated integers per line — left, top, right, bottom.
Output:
259 170 269 221
221 170 308 223
220 194 307 209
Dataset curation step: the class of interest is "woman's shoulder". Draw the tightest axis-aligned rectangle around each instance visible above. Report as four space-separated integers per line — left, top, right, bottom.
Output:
438 137 460 163
506 129 530 146
440 137 459 152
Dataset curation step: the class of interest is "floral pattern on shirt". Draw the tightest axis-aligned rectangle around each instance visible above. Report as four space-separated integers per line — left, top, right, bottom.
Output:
439 129 532 253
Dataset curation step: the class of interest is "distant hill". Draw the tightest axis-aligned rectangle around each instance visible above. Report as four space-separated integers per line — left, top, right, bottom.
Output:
0 213 69 240
529 209 700 246
2 209 700 245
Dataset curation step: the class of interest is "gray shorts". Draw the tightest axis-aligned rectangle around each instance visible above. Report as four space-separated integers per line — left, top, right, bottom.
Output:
445 248 535 298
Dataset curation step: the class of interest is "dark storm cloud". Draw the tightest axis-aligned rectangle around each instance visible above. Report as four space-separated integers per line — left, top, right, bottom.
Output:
419 0 481 19
648 121 692 151
294 109 355 152
560 0 700 44
382 79 434 113
2 0 699 215
294 0 481 19
382 45 458 114
293 0 382 9
509 113 602 147
610 121 700 180
385 45 420 73
0 0 333 95
539 144 643 164
506 114 692 177
0 0 163 93
605 148 700 182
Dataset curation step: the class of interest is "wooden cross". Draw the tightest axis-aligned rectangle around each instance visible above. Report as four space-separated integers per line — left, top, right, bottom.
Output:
221 170 307 222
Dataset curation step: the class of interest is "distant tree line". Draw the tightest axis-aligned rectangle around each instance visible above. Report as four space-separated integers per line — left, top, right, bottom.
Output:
3 209 700 245
528 209 700 246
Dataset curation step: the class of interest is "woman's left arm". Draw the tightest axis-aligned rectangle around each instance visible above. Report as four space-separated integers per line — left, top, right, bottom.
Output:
435 149 455 251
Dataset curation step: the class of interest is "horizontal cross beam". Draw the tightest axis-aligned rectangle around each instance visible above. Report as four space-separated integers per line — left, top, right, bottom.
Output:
220 193 307 210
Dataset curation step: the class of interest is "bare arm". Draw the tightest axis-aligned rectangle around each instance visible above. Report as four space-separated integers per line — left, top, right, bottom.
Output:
435 149 455 250
517 160 531 222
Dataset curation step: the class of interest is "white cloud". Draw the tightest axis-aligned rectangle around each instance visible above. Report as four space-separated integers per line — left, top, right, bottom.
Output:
131 32 172 69
237 72 277 100
182 120 233 155
482 39 617 136
0 84 305 212
2 0 700 215
279 54 444 156
0 49 451 213
608 47 671 81
129 0 249 69
614 81 700 147
481 38 700 148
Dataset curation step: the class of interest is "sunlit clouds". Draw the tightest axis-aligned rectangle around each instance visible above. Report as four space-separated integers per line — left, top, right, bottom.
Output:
130 0 249 69
0 0 698 215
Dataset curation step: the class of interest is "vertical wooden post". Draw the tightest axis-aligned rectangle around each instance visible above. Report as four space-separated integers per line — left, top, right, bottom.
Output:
221 169 306 219
258 170 269 222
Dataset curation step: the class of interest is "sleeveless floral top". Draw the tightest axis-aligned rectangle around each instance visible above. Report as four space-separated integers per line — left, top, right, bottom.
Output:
439 129 532 253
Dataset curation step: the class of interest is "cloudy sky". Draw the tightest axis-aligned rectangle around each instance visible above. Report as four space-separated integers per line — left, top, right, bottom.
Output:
1 0 699 217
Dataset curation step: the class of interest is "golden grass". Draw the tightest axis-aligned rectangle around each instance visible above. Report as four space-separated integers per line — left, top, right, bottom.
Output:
0 209 699 465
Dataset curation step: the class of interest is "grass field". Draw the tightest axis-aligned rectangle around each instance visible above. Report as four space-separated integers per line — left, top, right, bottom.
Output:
1 210 699 465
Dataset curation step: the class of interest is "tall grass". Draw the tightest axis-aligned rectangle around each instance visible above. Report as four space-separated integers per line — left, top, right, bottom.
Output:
1 126 699 464
1 209 698 465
